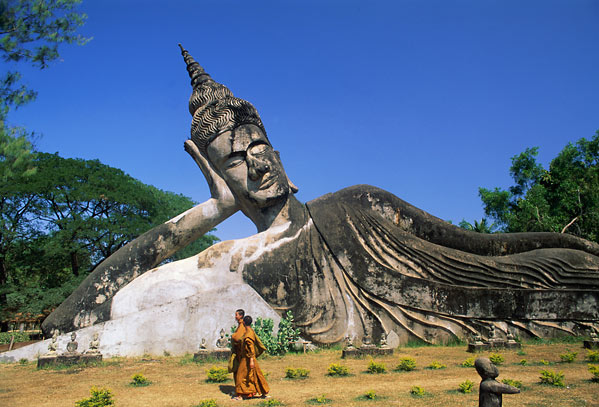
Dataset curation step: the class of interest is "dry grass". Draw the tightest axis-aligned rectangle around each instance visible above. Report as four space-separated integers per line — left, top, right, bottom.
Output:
1 342 598 406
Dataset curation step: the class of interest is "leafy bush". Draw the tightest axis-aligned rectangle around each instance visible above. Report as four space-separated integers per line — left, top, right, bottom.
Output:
410 386 425 396
75 386 114 407
395 357 416 371
327 363 350 376
539 369 565 387
588 364 599 382
363 390 378 400
501 378 522 389
489 353 504 365
206 366 229 383
539 359 550 365
366 359 387 374
259 399 284 406
519 359 527 366
426 361 446 370
461 357 475 367
307 394 331 405
18 358 28 365
0 332 30 345
194 399 218 407
285 367 310 379
559 350 577 363
587 350 599 363
253 311 301 355
458 380 474 393
130 373 150 387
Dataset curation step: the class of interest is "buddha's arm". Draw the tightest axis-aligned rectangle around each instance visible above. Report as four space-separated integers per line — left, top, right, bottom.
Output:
41 141 240 335
339 184 599 257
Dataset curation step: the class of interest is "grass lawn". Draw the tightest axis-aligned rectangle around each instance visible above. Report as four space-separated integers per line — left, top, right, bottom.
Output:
1 341 598 406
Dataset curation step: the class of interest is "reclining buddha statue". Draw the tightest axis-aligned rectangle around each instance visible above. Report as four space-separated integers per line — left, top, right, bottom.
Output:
42 45 599 347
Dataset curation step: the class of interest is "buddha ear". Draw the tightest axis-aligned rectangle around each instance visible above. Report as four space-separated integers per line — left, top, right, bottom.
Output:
275 150 299 193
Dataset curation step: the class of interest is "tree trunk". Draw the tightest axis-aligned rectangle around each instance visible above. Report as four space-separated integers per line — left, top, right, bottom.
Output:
0 257 8 332
70 251 80 276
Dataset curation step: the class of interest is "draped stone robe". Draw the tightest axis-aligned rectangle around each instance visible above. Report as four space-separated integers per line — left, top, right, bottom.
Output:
242 185 599 344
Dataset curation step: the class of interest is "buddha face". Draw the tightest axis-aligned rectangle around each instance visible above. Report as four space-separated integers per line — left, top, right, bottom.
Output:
207 124 291 210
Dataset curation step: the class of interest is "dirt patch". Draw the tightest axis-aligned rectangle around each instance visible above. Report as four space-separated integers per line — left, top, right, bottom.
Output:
1 342 598 406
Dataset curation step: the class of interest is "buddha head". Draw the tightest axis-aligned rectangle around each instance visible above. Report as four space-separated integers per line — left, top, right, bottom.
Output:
179 45 297 219
475 357 499 379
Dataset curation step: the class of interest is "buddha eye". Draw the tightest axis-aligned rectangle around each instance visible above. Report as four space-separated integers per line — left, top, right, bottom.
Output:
249 143 269 155
225 155 245 169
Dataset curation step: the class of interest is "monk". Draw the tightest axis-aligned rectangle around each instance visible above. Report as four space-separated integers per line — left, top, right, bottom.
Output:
229 309 246 386
233 315 269 400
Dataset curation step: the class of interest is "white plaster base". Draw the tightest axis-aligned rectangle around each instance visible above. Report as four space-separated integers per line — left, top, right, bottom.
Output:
0 283 279 362
1 227 293 362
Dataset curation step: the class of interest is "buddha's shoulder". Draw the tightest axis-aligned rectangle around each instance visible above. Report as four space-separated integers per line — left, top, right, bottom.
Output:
307 184 410 210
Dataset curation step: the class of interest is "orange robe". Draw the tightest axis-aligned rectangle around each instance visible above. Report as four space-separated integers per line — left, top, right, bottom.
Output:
234 326 269 396
231 323 246 386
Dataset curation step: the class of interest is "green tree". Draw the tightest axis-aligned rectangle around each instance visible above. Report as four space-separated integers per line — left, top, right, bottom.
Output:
479 131 599 243
1 0 88 328
1 152 220 323
458 218 497 233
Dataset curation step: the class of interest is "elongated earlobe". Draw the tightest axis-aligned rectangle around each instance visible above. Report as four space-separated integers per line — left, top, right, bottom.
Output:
275 150 298 193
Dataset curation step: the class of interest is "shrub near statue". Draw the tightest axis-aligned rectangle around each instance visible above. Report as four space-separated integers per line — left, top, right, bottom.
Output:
41 44 599 350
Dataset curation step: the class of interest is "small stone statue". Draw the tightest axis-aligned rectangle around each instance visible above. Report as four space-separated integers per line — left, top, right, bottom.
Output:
379 333 389 348
361 334 375 349
65 332 78 354
86 332 101 354
475 357 520 407
488 325 497 340
473 333 484 345
46 330 59 355
216 329 229 349
199 338 207 350
506 331 516 344
344 335 355 350
591 329 598 340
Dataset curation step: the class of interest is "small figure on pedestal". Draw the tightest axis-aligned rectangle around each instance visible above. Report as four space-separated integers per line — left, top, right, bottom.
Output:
216 329 229 349
199 338 207 350
344 335 355 350
475 357 520 407
65 332 78 354
361 334 375 349
86 333 101 354
379 333 389 349
46 330 59 355
584 327 599 349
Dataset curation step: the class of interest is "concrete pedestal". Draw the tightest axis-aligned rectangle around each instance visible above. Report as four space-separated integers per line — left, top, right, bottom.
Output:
37 353 102 368
467 341 521 353
193 349 230 361
342 347 393 358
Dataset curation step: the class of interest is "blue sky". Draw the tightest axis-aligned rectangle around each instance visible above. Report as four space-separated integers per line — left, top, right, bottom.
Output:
6 0 599 242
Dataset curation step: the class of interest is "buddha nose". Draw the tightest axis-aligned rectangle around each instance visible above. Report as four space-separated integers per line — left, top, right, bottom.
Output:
248 156 270 181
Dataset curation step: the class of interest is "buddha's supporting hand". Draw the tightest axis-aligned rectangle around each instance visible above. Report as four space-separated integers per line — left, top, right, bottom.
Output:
41 141 241 336
184 139 238 213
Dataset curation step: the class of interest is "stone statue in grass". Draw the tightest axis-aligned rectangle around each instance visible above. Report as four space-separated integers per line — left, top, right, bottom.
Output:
41 44 599 349
475 357 520 407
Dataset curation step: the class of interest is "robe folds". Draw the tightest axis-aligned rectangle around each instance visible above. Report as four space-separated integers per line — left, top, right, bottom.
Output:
242 185 599 344
234 326 269 396
230 323 245 377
